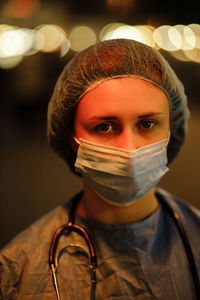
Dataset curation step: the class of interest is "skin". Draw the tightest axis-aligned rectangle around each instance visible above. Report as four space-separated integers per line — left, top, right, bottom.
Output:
73 77 170 224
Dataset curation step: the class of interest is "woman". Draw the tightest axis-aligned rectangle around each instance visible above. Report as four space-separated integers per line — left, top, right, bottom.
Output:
0 39 200 299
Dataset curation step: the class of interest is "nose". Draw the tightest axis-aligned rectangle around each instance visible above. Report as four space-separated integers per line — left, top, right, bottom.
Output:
115 129 139 151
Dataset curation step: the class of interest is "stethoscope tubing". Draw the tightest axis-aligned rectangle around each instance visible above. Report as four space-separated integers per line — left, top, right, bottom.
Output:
49 192 97 300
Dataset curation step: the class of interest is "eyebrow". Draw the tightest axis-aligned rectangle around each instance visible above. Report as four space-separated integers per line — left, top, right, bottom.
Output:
85 116 118 121
138 113 165 119
85 113 165 121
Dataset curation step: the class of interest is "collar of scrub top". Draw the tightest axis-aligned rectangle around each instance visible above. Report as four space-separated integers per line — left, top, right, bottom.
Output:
49 191 97 300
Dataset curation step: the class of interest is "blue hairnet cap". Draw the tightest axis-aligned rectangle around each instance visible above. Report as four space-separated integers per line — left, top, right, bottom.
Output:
47 38 189 174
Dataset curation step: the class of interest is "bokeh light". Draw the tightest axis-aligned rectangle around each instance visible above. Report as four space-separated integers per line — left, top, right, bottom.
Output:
170 50 191 62
3 0 41 18
99 23 125 41
188 24 200 49
168 27 182 50
153 25 181 51
135 25 156 47
173 25 196 50
35 24 67 53
60 38 71 57
69 25 97 52
106 0 135 15
0 55 23 69
0 24 14 35
184 48 200 63
100 23 156 47
169 24 200 63
106 0 135 10
100 23 142 41
109 25 142 41
0 22 200 68
184 24 200 63
0 27 33 58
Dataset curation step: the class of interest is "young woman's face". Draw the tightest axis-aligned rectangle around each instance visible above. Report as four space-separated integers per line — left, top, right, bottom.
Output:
74 77 170 150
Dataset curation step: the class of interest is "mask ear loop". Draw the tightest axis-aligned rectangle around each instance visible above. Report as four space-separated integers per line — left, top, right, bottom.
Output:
70 135 80 153
74 136 80 144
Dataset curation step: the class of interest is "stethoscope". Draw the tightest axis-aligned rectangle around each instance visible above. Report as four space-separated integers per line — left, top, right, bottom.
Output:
49 192 200 300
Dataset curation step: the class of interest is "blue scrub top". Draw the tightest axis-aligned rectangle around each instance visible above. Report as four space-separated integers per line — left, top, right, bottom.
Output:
0 188 200 299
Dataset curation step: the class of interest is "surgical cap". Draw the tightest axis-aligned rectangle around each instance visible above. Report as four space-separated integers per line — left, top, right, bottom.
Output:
47 38 189 174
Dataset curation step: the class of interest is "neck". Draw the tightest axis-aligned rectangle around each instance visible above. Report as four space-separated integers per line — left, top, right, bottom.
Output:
77 180 159 225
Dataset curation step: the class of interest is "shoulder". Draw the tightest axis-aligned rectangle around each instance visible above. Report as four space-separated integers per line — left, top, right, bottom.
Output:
156 188 200 244
0 194 78 299
156 188 200 221
1 200 69 256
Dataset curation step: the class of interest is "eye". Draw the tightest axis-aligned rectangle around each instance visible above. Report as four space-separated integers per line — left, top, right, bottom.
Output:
138 120 157 130
95 122 113 133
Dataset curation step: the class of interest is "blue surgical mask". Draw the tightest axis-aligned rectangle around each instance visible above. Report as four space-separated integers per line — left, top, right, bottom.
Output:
74 138 169 206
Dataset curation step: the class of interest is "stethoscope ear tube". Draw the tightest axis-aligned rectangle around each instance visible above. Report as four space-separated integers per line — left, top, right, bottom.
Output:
49 192 83 268
159 197 200 299
49 192 97 300
51 263 61 300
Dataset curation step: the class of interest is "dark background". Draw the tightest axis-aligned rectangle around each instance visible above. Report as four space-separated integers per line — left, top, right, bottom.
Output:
1 0 200 249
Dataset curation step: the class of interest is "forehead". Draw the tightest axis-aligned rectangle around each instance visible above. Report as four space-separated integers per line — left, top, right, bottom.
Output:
75 77 169 120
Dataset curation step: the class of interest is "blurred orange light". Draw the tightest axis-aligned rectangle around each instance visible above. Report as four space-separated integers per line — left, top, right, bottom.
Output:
106 0 135 15
3 0 41 18
107 0 134 6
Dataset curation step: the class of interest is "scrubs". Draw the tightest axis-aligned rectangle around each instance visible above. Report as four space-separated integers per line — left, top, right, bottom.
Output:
0 188 200 299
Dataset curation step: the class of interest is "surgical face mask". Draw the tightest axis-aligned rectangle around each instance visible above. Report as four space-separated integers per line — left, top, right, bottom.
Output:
74 138 169 206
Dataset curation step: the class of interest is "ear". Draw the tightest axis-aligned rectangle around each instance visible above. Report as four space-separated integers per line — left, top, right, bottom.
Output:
69 134 79 152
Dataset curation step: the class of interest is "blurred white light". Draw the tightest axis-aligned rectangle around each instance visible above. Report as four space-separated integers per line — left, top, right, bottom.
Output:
0 30 24 57
21 28 37 55
0 24 14 34
100 23 156 48
60 38 71 57
0 27 34 58
69 26 97 52
99 23 125 41
153 25 181 51
0 55 23 69
35 24 67 52
168 27 182 50
173 25 196 50
135 25 156 47
108 25 142 41
33 29 45 51
180 24 200 63
187 24 200 49
0 22 199 66
18 28 34 54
